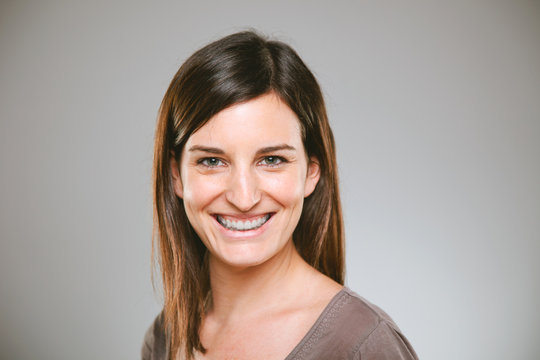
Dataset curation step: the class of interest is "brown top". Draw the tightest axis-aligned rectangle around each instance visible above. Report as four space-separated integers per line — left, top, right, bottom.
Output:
141 287 418 360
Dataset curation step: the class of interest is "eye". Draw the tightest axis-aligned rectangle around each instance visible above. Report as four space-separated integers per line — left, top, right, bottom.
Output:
259 156 286 167
198 157 225 168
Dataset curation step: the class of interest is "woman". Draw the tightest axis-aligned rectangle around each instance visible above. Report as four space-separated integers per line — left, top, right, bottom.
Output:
143 31 418 360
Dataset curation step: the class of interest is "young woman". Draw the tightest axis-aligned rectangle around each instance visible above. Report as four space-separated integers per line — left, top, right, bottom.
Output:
143 31 418 360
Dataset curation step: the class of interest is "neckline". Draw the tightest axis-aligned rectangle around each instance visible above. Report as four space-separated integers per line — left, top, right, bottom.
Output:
283 286 348 360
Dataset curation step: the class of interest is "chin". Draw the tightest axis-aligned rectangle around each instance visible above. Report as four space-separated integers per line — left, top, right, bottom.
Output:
213 242 284 269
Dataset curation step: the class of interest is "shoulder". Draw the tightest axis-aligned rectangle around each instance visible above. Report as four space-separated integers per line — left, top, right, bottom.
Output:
141 312 169 360
288 287 418 360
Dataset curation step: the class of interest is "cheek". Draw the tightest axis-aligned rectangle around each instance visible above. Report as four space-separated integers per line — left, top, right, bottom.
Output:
264 172 306 205
182 173 223 210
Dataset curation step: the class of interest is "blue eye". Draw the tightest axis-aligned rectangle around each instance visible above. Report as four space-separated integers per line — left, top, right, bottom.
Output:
199 157 224 167
260 156 285 166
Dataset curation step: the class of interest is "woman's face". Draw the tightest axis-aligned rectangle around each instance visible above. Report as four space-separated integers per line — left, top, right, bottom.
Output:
171 92 320 268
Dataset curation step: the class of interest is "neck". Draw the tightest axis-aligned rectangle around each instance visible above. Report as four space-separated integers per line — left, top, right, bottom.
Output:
207 240 315 322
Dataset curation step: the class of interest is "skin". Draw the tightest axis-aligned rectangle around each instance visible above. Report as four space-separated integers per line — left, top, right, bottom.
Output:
170 92 342 360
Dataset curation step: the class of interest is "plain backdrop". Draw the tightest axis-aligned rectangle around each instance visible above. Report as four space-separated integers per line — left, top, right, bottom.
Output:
1 1 539 359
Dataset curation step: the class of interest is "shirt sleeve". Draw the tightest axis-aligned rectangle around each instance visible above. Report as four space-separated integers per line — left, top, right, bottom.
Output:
355 320 418 360
141 313 168 360
141 319 155 360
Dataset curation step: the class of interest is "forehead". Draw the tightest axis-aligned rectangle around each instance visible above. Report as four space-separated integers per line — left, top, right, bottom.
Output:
185 93 302 149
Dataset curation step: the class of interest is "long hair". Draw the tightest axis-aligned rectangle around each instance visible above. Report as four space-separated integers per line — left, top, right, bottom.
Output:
152 31 344 360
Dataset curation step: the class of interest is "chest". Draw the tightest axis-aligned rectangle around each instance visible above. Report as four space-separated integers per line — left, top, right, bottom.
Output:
193 311 315 360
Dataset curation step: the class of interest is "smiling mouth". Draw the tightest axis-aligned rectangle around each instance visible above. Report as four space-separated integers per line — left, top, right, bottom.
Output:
216 214 272 231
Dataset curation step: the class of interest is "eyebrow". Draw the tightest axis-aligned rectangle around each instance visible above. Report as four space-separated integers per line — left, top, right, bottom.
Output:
187 145 225 154
187 144 296 155
255 144 296 156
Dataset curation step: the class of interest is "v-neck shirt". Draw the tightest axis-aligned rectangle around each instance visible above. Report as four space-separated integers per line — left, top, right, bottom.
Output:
141 287 418 360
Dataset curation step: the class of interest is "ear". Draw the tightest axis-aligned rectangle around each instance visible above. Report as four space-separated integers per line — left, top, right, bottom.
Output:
170 152 184 199
304 156 321 198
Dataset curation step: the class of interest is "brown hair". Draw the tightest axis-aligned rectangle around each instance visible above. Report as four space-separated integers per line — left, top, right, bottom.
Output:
152 31 344 360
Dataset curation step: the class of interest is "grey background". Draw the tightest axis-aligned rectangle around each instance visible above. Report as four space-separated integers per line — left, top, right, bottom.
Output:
1 1 539 359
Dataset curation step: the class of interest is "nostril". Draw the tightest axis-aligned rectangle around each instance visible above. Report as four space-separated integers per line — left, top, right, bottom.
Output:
224 186 261 211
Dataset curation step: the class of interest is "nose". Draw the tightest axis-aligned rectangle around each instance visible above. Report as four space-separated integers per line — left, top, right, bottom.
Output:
225 166 261 212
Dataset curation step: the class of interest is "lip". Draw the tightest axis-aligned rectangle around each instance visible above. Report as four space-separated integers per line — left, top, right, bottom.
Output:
215 213 271 222
212 212 275 238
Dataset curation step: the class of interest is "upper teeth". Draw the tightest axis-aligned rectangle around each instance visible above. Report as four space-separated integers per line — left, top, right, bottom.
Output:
217 214 271 231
